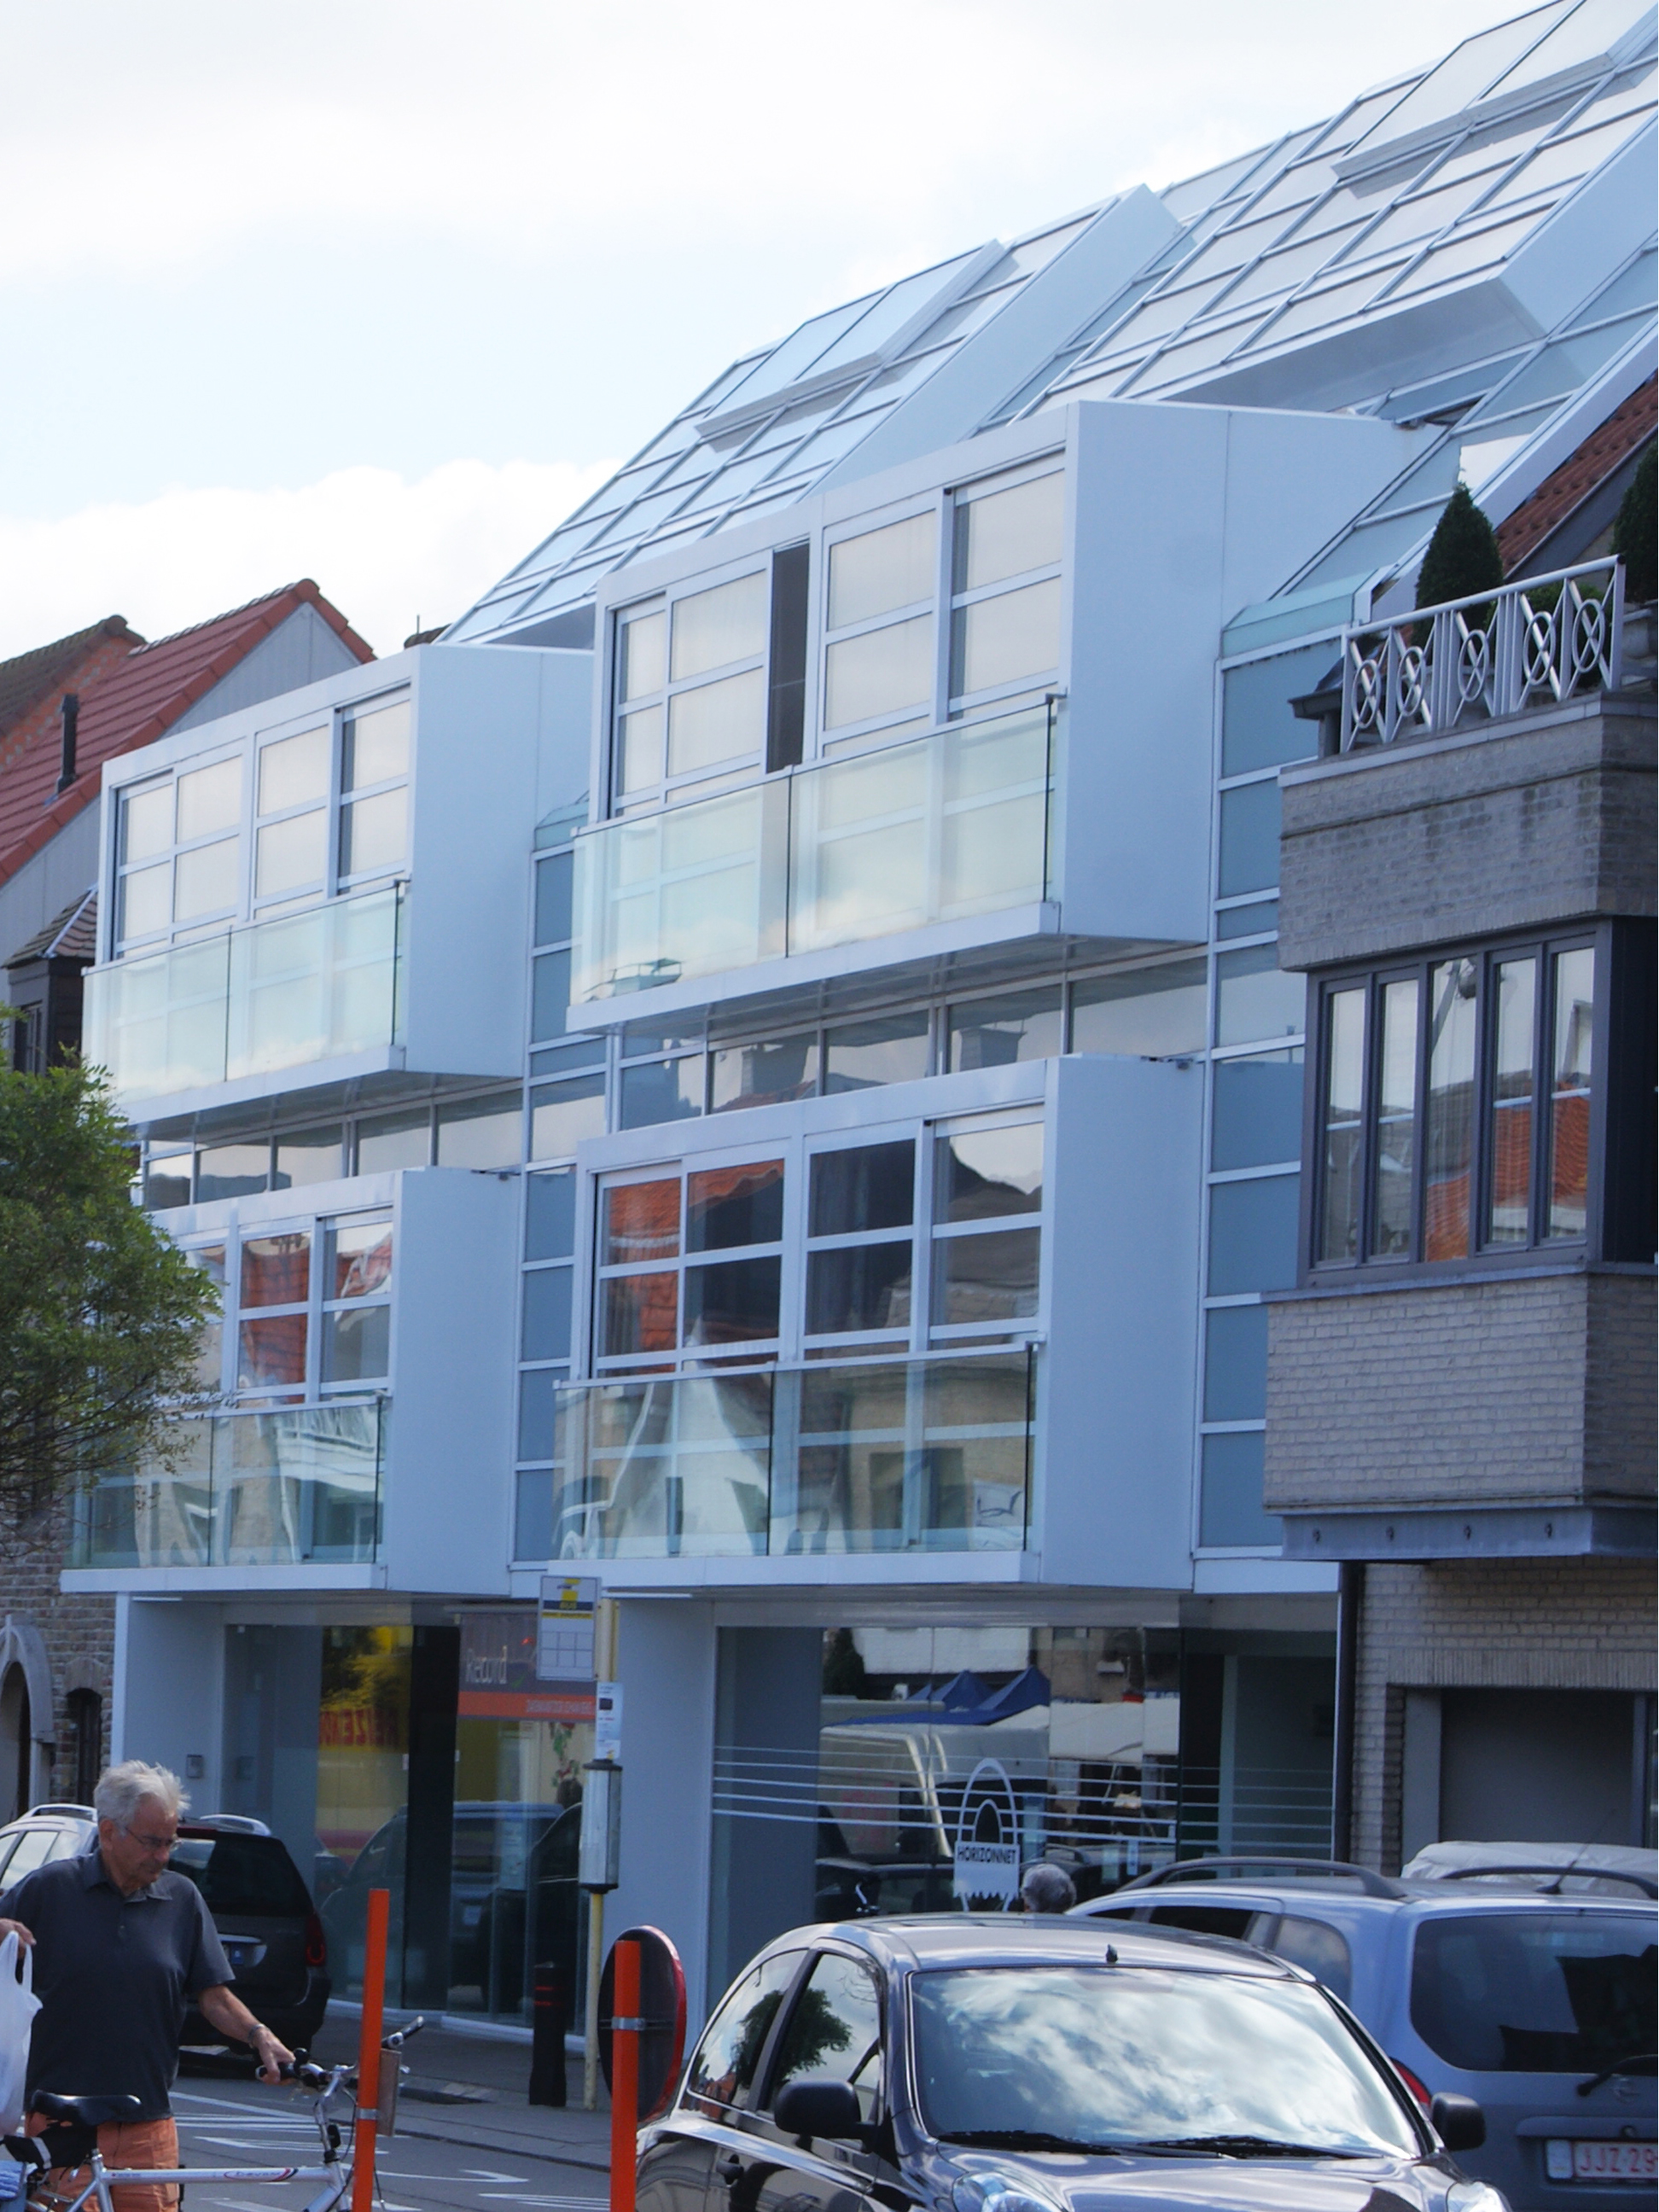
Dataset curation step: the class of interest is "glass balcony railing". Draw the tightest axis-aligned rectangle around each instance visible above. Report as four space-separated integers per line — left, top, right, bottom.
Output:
571 701 1055 1004
83 884 405 1100
523 1349 1034 1562
71 1399 384 1569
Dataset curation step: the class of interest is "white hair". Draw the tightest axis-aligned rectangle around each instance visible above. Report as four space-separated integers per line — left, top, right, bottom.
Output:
1020 1861 1077 1913
94 1761 187 1829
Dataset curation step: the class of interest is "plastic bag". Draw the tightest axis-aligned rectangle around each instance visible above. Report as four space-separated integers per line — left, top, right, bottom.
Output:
0 1932 41 2133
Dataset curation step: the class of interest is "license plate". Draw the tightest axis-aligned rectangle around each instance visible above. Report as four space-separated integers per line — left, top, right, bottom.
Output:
1546 2139 1659 2182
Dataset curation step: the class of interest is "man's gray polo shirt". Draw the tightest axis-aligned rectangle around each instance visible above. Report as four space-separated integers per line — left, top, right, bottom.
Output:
8 1848 233 2121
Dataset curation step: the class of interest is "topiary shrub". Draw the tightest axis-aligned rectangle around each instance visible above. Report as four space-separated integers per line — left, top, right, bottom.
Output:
1417 482 1505 613
1613 441 1656 603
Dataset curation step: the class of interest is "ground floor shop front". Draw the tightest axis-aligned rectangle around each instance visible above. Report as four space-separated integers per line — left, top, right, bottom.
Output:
108 1585 1340 2032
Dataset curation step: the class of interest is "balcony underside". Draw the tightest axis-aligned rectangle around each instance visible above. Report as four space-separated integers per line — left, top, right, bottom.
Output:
134 1062 504 1145
1280 1502 1655 1562
565 916 1187 1035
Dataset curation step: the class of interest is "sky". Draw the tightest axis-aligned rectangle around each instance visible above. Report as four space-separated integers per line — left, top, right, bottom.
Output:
0 0 1525 660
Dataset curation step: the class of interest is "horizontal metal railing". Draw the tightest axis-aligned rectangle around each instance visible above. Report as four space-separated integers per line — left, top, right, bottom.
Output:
83 882 405 1101
536 1348 1035 1560
570 700 1057 1004
1340 558 1624 752
72 1398 385 1569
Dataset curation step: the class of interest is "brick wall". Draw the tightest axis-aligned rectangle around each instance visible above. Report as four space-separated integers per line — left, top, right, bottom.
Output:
1278 697 1656 971
1266 1268 1656 1512
0 1498 114 1806
1352 1557 1656 1869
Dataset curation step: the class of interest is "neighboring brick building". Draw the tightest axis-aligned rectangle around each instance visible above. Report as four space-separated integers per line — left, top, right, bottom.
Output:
0 585 373 1814
1264 462 1656 1864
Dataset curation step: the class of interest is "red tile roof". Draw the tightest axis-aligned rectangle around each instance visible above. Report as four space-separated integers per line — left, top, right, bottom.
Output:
0 580 373 894
1498 375 1657 573
0 616 146 777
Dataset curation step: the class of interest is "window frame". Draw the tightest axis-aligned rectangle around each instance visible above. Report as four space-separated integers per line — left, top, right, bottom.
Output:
183 1208 394 1406
1303 924 1607 1280
606 556 778 817
818 494 948 751
946 461 1068 719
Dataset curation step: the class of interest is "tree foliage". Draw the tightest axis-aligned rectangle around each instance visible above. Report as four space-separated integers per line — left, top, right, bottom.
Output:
1613 442 1656 603
0 1058 216 1521
1417 482 1505 611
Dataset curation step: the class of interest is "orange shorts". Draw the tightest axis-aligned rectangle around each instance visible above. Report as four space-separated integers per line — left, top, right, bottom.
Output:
31 2113 180 2212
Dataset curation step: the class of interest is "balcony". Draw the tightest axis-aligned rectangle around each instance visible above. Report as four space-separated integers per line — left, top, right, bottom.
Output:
570 702 1054 1009
525 1350 1034 1562
83 885 404 1108
71 1399 384 1569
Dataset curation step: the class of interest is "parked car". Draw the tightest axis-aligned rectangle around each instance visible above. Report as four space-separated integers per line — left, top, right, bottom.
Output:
0 1807 329 2055
639 1913 1498 2212
1074 1856 1656 2210
1403 1840 1658 1900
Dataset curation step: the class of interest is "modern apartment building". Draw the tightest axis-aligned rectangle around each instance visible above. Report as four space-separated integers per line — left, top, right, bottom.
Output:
63 0 1656 2030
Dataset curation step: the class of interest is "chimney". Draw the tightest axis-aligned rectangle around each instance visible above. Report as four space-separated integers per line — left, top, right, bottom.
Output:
55 694 79 795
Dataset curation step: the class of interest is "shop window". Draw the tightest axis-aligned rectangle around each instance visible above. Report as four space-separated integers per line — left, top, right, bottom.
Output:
1311 934 1604 1274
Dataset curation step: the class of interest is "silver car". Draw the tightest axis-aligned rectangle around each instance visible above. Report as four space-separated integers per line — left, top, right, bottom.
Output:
1075 1857 1657 2211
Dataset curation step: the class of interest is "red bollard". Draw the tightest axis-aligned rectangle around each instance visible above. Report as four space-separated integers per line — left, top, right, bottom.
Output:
608 1937 641 2212
352 1888 390 2212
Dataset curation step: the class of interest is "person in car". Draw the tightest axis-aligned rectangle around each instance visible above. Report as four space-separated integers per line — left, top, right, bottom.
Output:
0 1760 294 2211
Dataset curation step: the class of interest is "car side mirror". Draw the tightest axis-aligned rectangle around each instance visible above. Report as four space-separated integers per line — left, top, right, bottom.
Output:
1430 2093 1486 2152
774 2077 864 2142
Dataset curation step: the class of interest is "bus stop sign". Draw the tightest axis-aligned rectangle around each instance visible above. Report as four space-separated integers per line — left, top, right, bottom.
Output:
599 1926 687 2121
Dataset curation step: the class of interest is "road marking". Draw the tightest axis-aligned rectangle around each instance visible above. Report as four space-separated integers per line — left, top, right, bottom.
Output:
461 2173 533 2184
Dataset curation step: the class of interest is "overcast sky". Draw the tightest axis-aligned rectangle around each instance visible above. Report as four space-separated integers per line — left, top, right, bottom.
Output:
0 0 1518 658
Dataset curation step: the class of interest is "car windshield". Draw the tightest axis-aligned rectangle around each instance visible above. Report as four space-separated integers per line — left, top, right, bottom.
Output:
909 1965 1420 2157
172 1836 311 1918
1412 1911 1658 2073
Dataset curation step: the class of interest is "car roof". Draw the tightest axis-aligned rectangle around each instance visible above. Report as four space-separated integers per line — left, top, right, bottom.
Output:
762 1913 1301 1978
1080 1879 1659 1918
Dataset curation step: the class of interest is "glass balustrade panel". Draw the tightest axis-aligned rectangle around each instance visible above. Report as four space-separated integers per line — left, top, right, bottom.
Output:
213 1401 381 1566
551 1375 772 1558
84 937 231 1096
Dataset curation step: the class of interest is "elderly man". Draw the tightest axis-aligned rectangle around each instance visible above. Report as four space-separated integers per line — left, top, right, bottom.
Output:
0 1760 294 2212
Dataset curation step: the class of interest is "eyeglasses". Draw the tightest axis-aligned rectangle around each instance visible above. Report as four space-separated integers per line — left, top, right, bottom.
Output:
125 1828 178 1854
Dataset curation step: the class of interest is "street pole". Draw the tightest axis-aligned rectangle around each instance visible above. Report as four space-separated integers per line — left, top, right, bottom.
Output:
352 1887 390 2212
608 1936 641 2212
583 1598 620 2111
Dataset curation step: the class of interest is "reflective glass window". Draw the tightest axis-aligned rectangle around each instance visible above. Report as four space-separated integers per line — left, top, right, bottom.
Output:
238 1315 308 1391
824 615 934 728
953 474 1064 591
121 782 174 863
1218 779 1282 898
1209 1174 1300 1294
1485 957 1536 1247
617 705 667 794
1371 979 1419 1258
1424 958 1477 1261
242 1231 311 1307
357 1109 432 1173
328 1220 393 1300
684 1254 782 1347
521 1269 573 1362
1319 988 1365 1264
620 1057 703 1128
531 950 573 1043
143 1150 193 1210
341 698 410 789
436 1093 522 1169
535 851 574 947
529 1075 605 1160
1546 946 1593 1239
1212 1047 1304 1170
258 727 331 814
1217 899 1278 940
518 1370 559 1463
603 1180 680 1266
256 809 328 897
952 577 1062 697
526 1168 577 1261
823 1011 930 1091
1200 1431 1278 1545
948 987 1062 1070
688 1161 784 1252
119 861 171 940
274 1126 343 1189
173 837 239 920
766 1951 883 2122
934 1227 1039 1325
806 1243 914 1336
684 1951 804 2115
710 1035 818 1112
323 1304 389 1383
195 1143 270 1202
938 1124 1043 1220
829 514 936 628
671 572 769 680
619 607 667 701
1072 960 1206 1057
1216 945 1305 1046
1204 1304 1268 1422
602 1274 680 1359
340 787 406 878
176 759 242 841
667 667 766 776
810 1143 915 1237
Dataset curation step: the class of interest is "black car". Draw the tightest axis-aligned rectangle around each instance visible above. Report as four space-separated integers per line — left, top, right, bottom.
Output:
638 1916 1505 2212
0 1809 329 2056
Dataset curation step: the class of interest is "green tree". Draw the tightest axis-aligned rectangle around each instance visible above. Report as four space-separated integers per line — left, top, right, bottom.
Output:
0 1057 216 1522
1613 442 1656 603
1417 482 1505 612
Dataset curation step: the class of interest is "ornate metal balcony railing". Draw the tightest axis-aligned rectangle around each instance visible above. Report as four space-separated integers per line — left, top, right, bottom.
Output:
516 1348 1035 1562
71 1398 385 1569
570 701 1056 1004
83 883 405 1102
1339 559 1624 753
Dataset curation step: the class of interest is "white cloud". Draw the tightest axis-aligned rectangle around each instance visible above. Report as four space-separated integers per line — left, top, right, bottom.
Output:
0 458 615 662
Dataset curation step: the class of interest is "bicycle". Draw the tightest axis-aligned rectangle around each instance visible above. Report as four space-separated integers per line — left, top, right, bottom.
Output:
0 2018 426 2212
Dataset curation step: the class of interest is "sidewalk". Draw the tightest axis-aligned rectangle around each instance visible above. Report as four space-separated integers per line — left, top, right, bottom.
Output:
303 2017 615 2174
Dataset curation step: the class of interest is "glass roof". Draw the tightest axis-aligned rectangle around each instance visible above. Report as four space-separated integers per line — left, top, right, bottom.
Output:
449 0 1657 649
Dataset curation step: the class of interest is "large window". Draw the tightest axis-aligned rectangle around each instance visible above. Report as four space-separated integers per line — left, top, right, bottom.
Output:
188 1211 393 1405
595 1160 786 1372
113 690 410 957
950 470 1064 711
1313 934 1599 1272
822 510 938 744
